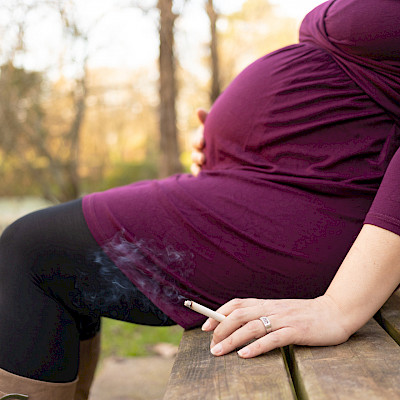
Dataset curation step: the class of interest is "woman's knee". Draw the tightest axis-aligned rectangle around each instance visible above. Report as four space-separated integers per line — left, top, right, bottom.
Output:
2 211 40 248
0 212 47 280
2 214 29 245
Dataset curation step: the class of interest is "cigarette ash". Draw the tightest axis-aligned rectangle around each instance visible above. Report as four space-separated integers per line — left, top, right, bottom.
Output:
74 230 196 317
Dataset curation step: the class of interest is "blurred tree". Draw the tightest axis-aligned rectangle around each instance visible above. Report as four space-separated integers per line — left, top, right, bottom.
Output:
0 0 300 200
218 0 297 87
0 0 89 202
0 64 46 196
0 65 87 202
157 0 182 177
206 0 221 104
81 66 160 192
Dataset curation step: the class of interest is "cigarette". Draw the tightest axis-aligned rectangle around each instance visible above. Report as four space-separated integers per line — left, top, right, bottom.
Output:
184 300 226 322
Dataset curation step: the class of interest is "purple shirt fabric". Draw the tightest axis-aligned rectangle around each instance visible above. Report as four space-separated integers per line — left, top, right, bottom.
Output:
83 0 400 329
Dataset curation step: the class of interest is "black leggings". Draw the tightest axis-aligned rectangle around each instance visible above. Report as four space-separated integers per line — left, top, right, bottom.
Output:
0 199 175 383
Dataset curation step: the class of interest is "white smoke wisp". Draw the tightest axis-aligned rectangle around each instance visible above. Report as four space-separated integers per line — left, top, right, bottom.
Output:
74 230 196 313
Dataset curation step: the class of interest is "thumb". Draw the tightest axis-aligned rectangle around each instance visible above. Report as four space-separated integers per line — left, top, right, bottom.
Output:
196 108 208 125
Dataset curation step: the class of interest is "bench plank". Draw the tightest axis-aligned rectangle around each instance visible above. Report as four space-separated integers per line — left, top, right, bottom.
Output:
290 319 400 400
379 289 400 345
163 328 295 400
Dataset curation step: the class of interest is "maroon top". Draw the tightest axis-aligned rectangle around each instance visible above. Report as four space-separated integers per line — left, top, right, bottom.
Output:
83 0 400 328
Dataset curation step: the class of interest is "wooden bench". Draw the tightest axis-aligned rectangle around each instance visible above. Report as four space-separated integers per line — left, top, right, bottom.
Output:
163 290 400 399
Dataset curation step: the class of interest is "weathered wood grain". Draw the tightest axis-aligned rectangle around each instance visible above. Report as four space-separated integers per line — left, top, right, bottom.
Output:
290 319 400 400
379 289 400 345
163 328 295 400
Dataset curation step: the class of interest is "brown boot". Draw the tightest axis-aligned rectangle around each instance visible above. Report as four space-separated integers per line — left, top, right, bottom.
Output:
74 333 101 400
0 368 77 400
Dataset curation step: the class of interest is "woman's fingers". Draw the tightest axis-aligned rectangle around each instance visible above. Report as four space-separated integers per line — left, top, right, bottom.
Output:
209 302 302 358
210 307 283 353
201 298 262 332
212 304 271 342
237 328 296 358
210 317 273 356
217 298 263 316
190 163 201 177
190 138 205 176
196 108 208 124
192 126 205 150
191 149 205 165
190 112 207 176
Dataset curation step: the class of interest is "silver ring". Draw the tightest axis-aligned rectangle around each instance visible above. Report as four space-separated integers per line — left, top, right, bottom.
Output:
259 316 272 334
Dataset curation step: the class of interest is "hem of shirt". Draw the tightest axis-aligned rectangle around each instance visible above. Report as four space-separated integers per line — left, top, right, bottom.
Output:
82 194 109 246
363 212 400 238
81 194 205 330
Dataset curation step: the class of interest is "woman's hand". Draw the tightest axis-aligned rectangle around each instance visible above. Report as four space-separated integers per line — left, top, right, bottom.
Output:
201 296 351 359
202 225 400 359
190 109 208 176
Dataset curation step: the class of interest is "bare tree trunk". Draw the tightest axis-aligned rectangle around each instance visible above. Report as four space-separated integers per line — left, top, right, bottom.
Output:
157 0 181 177
206 0 221 104
63 69 87 201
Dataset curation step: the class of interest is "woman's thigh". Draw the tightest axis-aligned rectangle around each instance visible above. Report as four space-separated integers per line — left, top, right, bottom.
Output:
0 199 174 382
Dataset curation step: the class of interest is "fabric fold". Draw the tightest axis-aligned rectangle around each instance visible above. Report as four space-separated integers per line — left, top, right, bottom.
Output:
299 0 400 124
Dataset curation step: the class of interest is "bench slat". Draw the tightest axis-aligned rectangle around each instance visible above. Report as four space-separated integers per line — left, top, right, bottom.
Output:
379 289 400 345
290 318 400 400
163 328 295 400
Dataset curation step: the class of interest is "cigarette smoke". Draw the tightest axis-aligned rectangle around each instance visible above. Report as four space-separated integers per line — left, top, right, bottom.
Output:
74 230 195 319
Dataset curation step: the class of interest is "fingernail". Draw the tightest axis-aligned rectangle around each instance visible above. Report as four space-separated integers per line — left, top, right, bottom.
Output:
237 348 249 358
202 320 211 331
211 343 222 355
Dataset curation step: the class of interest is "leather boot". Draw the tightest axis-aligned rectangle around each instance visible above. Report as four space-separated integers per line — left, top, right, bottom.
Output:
0 368 77 400
74 333 101 400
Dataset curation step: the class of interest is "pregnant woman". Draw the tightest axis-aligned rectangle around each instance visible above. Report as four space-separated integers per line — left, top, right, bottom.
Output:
1 0 400 398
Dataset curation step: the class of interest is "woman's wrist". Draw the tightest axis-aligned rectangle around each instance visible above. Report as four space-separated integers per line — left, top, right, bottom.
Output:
322 225 400 339
319 293 359 340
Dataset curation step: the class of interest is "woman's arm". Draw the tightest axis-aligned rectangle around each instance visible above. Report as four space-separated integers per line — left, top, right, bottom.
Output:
203 223 400 358
324 224 400 334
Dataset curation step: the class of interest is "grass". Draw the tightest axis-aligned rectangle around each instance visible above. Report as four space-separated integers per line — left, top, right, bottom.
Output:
100 317 184 359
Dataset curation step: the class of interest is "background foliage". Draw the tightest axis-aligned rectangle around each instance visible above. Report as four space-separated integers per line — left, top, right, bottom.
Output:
0 0 297 202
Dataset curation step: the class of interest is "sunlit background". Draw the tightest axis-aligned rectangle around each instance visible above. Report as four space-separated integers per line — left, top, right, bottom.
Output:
0 0 325 226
